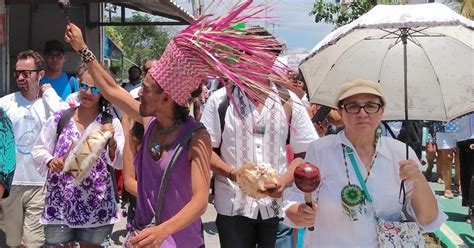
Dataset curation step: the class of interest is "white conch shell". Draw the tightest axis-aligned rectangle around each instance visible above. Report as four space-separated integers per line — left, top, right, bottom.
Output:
235 162 279 199
63 122 112 185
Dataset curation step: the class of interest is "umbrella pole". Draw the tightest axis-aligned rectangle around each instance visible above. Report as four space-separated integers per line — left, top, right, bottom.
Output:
400 28 409 203
401 28 409 160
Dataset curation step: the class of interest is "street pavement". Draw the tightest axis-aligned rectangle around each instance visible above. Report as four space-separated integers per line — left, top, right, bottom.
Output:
110 200 220 247
0 199 220 248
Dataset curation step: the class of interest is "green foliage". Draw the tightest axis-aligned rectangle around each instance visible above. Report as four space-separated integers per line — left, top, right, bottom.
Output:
105 27 123 48
104 12 171 71
310 0 379 27
311 0 473 27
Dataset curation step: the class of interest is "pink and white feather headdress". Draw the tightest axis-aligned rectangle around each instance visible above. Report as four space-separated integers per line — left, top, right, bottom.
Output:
148 0 292 107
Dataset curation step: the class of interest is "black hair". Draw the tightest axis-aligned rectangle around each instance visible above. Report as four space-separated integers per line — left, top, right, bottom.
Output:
16 50 45 70
131 122 144 142
297 69 309 95
128 65 141 75
173 84 203 123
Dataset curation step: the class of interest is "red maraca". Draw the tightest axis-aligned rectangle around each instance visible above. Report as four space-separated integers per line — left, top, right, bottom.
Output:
293 162 320 231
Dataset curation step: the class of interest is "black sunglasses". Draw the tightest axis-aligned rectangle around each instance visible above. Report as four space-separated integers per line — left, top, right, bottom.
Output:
13 69 42 79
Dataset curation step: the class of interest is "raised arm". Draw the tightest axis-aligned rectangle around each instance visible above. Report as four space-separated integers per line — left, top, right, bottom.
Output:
64 23 145 124
122 114 138 197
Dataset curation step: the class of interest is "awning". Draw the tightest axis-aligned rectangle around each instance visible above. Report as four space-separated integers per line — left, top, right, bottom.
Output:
6 0 195 24
107 0 194 24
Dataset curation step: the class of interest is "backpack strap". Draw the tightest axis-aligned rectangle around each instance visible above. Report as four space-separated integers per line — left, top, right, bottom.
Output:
152 122 205 225
56 107 77 142
218 85 235 135
275 84 292 145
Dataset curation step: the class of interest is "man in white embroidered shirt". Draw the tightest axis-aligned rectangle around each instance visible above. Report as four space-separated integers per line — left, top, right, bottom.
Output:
201 60 318 247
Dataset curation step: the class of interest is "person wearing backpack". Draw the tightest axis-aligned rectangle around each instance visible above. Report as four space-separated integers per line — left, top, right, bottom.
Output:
32 66 124 247
202 78 317 248
41 39 79 101
201 50 317 247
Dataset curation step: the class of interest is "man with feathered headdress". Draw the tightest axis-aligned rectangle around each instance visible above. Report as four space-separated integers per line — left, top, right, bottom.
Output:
64 0 316 246
200 21 318 248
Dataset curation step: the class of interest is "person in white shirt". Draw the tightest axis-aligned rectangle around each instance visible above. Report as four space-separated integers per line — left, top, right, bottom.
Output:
283 80 447 247
201 82 318 247
0 50 67 247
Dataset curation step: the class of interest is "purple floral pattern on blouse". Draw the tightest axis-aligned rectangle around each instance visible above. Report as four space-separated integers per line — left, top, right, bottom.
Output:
43 109 118 227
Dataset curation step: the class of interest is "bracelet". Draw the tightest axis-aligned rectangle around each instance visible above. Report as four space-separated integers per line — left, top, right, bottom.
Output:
77 47 96 63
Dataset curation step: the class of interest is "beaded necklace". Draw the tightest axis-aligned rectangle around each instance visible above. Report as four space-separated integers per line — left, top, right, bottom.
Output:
150 121 180 160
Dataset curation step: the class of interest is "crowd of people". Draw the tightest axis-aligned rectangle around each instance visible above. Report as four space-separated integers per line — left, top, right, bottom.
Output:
0 2 472 248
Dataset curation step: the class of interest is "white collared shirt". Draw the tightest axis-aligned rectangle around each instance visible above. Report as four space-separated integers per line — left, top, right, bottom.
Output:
283 131 447 247
202 86 318 219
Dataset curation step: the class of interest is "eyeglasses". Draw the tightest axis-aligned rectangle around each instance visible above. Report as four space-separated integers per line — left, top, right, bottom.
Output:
13 69 42 79
79 82 101 95
341 102 382 114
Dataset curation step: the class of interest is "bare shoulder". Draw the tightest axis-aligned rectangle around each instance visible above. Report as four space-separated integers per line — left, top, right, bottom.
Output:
189 125 211 158
191 126 211 145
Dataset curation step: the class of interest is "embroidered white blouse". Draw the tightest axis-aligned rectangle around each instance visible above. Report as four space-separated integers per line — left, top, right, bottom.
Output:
283 131 447 247
202 86 318 220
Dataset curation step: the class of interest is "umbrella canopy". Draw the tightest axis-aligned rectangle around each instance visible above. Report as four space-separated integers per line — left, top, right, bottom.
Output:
300 3 474 122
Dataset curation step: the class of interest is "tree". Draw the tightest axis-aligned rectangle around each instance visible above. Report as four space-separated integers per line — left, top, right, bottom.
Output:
311 0 473 28
105 12 171 69
310 0 379 27
455 0 473 19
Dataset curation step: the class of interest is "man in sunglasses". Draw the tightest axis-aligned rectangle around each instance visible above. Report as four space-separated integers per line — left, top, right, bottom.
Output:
40 39 79 101
0 50 66 247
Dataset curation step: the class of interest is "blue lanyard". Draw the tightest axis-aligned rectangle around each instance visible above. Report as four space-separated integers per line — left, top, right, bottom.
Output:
344 145 375 203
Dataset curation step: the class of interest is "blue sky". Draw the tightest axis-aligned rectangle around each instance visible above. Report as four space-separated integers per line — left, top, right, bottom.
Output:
266 0 335 52
175 0 335 52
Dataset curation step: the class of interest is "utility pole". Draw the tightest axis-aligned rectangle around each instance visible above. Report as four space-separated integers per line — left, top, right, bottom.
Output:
264 0 268 28
192 0 203 18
